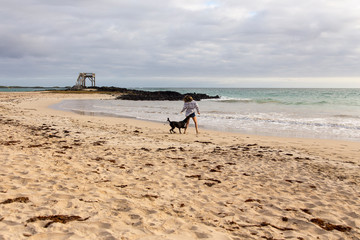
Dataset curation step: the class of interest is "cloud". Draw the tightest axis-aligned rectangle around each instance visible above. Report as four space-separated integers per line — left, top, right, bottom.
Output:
0 0 360 87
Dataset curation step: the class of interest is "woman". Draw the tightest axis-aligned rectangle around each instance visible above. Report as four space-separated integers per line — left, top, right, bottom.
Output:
180 95 200 134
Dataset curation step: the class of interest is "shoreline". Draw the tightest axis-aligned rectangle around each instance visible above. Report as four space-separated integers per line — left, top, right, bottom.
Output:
1 91 359 239
50 96 360 144
4 90 360 167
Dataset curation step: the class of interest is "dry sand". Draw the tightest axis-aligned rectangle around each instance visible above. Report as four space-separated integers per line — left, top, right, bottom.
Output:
0 91 359 240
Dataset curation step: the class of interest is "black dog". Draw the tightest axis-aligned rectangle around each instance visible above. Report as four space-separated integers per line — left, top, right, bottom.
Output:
167 116 191 134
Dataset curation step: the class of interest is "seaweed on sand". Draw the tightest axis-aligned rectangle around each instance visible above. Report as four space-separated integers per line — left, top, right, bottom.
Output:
26 215 89 228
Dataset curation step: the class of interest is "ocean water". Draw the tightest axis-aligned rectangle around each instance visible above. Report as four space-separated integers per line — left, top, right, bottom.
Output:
51 88 360 142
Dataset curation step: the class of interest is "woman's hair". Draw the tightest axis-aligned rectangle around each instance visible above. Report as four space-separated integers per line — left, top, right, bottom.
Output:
183 95 193 102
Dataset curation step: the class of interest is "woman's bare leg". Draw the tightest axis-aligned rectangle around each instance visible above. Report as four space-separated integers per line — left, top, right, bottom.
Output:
192 116 199 134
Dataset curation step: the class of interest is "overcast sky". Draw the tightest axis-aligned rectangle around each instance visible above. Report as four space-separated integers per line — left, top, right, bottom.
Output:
1 0 360 88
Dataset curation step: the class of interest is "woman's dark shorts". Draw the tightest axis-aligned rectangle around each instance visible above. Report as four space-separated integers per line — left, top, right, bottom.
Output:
188 112 196 118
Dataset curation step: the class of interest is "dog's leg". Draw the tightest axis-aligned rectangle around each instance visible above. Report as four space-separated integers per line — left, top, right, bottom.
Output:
170 127 175 134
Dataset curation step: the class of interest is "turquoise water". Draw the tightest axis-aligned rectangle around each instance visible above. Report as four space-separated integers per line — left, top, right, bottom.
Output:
139 88 360 107
52 88 360 141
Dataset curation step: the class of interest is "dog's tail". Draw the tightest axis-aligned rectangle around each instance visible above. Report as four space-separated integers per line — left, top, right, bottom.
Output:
167 118 171 122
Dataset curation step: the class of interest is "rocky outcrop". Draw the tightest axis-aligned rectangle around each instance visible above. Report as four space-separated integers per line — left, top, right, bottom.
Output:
66 86 220 101
115 89 219 101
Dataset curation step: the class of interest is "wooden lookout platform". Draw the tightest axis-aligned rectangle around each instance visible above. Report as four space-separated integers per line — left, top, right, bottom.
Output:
75 73 96 88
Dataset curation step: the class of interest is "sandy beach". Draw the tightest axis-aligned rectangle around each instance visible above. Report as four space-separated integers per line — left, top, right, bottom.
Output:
0 91 359 240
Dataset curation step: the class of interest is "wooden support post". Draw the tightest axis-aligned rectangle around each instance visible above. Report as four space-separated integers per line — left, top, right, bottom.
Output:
75 73 96 89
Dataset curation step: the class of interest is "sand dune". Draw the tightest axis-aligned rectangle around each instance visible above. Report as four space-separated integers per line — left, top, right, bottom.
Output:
0 92 359 239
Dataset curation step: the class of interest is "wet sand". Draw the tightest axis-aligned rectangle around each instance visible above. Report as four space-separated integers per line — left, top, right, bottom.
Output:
0 91 359 240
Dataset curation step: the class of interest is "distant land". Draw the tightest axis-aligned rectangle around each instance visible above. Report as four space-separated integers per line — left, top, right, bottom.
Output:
0 86 65 88
0 85 220 101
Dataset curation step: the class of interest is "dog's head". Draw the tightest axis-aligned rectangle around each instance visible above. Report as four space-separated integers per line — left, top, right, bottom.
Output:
182 115 191 122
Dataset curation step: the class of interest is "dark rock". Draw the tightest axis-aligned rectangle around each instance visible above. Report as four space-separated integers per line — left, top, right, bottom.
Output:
66 86 220 101
116 89 219 101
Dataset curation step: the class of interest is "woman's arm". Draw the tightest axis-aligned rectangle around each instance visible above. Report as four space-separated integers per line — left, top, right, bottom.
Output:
180 103 187 113
195 102 200 114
